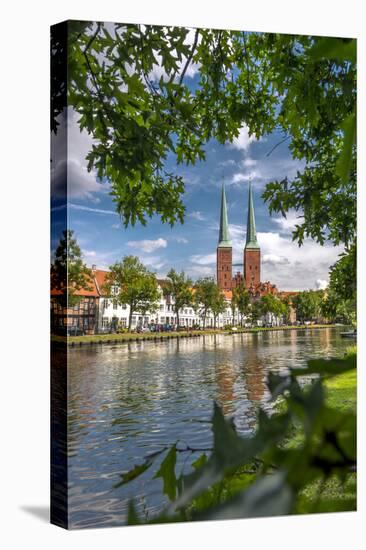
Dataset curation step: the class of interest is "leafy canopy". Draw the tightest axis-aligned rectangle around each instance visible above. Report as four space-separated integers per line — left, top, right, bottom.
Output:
163 269 193 322
104 255 160 329
62 24 355 253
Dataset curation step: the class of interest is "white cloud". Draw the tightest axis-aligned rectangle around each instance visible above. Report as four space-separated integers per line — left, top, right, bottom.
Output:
219 159 236 167
315 279 328 290
272 210 303 234
189 253 216 266
231 170 261 185
188 211 206 221
256 232 342 291
227 157 305 190
84 250 97 257
240 158 257 168
228 125 257 151
127 238 167 253
187 265 215 278
69 203 118 216
262 254 289 266
174 237 189 244
51 108 106 201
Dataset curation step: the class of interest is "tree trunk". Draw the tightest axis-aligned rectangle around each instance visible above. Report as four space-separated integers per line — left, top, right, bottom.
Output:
128 306 133 331
176 307 180 327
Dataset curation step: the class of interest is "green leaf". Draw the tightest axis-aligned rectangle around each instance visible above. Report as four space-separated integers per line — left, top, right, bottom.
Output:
192 453 208 470
196 471 294 521
308 37 356 64
336 111 356 184
154 446 177 501
114 460 153 489
114 447 166 488
127 500 141 525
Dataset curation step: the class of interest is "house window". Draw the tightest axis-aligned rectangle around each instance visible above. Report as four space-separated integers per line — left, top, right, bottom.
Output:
160 304 164 311
113 300 118 310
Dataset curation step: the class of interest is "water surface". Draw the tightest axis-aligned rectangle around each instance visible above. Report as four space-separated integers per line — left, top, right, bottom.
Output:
67 328 349 528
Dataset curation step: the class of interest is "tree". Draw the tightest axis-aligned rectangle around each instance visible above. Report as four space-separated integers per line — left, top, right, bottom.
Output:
321 290 355 325
60 25 356 305
232 284 250 326
249 300 263 327
163 269 193 326
103 256 160 331
193 278 217 328
292 290 324 324
211 288 226 329
260 293 288 326
328 242 356 304
279 295 291 325
51 229 92 306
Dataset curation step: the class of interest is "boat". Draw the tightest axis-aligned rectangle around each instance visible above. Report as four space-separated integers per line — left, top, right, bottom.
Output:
340 329 357 338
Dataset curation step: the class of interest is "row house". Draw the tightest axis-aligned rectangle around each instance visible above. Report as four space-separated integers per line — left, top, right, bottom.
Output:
51 265 291 336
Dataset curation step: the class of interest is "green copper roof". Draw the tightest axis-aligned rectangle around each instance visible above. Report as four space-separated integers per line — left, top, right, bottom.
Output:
218 183 232 248
245 181 260 249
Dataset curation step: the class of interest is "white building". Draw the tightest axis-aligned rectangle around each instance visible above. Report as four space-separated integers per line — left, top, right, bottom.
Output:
91 267 284 333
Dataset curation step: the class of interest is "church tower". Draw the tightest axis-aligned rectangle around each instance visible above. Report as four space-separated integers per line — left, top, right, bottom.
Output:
244 181 261 288
217 183 233 290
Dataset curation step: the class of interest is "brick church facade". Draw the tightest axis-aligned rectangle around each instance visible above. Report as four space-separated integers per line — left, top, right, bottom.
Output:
216 181 278 298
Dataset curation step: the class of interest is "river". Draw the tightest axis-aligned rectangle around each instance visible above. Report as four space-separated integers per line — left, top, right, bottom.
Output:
66 327 350 528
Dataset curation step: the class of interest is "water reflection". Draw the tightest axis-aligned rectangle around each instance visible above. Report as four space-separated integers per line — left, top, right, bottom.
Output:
66 328 349 528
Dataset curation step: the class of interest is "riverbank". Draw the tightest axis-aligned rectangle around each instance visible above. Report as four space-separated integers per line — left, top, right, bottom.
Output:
190 347 357 516
295 366 357 513
53 323 340 346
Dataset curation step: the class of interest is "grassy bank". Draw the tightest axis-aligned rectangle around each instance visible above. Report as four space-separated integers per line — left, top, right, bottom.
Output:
52 323 338 346
189 347 357 517
295 366 357 514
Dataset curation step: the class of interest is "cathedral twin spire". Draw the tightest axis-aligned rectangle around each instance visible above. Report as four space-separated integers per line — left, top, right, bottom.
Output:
217 180 259 249
218 183 232 248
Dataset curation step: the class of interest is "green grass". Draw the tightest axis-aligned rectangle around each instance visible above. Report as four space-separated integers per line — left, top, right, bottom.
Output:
196 348 357 516
295 354 357 514
55 323 337 345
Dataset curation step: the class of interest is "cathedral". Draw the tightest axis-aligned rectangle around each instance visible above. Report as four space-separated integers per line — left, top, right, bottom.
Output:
216 182 278 297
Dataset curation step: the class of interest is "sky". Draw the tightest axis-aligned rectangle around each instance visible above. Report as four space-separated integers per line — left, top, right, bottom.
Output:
51 29 344 292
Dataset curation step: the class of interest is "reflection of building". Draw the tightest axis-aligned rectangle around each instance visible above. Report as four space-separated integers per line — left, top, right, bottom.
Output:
243 340 266 403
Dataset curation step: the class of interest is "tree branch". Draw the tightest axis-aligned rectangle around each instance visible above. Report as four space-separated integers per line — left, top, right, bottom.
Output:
178 29 199 87
266 135 291 157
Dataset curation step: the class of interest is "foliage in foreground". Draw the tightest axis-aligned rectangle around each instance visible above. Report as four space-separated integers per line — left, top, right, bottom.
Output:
115 350 356 524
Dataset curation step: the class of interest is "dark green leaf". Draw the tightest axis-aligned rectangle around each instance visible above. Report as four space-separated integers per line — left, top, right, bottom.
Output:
154 446 177 501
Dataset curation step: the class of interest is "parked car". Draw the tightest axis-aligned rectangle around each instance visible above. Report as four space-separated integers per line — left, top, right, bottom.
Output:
67 325 84 336
136 325 150 333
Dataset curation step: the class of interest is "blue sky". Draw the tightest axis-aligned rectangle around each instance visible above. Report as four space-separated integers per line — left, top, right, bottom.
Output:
51 31 343 291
